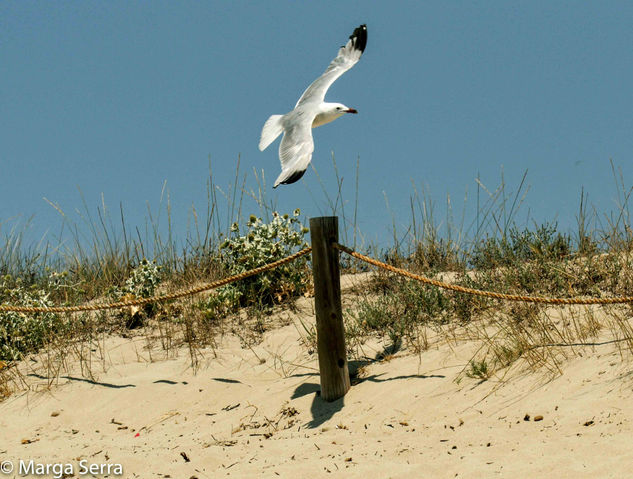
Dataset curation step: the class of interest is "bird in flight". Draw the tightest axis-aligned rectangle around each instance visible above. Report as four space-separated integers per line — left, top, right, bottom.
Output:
259 24 368 188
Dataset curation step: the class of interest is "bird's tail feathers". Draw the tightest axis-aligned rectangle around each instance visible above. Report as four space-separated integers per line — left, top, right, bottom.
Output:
259 115 284 151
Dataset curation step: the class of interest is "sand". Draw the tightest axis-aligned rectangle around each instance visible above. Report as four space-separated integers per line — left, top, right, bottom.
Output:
1 277 632 478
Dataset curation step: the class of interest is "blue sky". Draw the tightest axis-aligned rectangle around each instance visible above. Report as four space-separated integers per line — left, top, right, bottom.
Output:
2 1 633 252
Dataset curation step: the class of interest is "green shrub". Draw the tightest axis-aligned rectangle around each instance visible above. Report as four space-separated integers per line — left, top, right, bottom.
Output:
122 259 162 299
349 278 449 349
200 210 310 320
109 259 163 327
466 358 491 380
0 275 67 361
470 223 572 269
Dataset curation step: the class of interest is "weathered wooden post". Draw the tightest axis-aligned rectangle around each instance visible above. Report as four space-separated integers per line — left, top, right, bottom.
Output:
309 216 350 401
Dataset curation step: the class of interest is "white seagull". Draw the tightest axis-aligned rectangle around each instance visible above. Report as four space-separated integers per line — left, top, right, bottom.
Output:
259 24 368 188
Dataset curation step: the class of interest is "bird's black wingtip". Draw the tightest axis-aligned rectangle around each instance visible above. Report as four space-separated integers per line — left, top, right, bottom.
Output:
350 24 367 53
279 169 307 186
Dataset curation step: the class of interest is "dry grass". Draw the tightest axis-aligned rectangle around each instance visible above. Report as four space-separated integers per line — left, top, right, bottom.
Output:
2 163 633 397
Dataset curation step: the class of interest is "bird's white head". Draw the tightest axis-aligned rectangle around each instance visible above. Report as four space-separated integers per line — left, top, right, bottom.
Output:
312 102 358 128
331 102 358 115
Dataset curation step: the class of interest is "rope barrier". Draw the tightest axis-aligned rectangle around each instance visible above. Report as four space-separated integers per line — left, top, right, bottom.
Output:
334 243 633 305
3 240 633 313
0 247 312 314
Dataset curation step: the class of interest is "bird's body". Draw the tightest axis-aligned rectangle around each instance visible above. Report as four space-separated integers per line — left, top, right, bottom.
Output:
259 24 367 188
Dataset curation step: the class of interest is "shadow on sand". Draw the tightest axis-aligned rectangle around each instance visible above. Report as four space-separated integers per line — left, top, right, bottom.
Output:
290 356 445 429
27 373 135 389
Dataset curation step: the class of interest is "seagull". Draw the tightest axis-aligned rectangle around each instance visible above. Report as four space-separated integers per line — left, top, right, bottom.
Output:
259 24 368 188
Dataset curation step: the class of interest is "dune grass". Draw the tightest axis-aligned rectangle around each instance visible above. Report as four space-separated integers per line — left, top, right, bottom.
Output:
1 159 633 397
343 162 633 379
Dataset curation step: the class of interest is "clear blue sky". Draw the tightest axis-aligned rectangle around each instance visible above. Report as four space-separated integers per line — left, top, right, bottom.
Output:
2 1 633 252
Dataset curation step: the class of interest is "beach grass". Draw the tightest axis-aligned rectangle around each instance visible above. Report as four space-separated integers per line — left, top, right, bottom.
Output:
1 161 633 395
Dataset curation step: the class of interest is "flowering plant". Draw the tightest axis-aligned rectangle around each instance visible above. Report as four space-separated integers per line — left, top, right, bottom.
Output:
0 274 66 361
202 210 309 319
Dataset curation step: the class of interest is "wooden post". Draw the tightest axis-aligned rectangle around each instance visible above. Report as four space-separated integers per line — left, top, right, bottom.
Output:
309 216 350 401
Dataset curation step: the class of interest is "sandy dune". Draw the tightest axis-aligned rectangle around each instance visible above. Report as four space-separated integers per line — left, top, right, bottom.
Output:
1 281 632 478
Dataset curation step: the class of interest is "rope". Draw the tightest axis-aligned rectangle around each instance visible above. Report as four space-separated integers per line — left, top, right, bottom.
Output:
334 243 633 305
4 240 633 312
0 247 312 313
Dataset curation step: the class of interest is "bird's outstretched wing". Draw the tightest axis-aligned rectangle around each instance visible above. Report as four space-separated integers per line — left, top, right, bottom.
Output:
294 24 367 108
273 121 315 188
